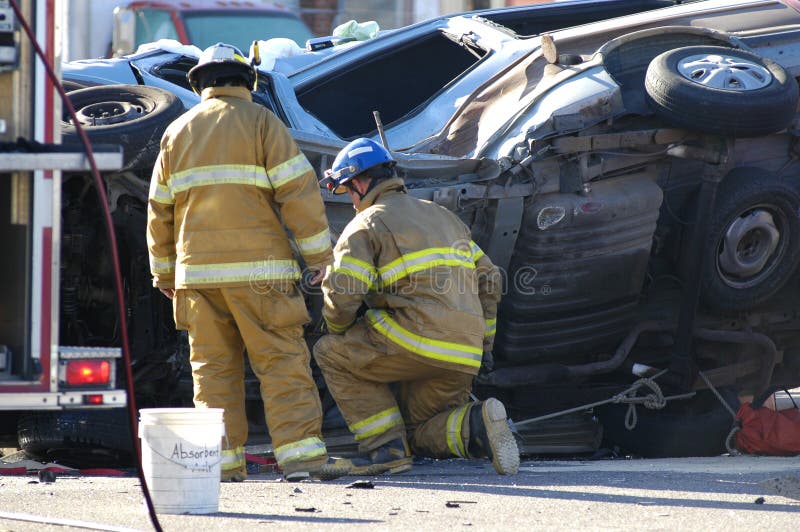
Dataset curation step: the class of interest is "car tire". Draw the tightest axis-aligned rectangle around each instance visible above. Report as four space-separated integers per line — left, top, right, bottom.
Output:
596 389 739 458
645 45 798 137
61 79 89 92
62 84 185 172
17 410 133 467
694 168 800 311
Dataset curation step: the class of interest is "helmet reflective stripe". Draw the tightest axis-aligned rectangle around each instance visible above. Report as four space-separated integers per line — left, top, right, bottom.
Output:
197 43 248 65
348 146 374 157
188 42 257 93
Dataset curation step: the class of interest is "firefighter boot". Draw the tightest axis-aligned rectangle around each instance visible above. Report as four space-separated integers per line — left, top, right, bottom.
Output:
221 465 247 482
468 398 520 475
283 458 352 482
340 436 413 476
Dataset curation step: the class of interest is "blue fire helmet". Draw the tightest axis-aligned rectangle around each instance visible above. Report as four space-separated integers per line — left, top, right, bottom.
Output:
323 138 395 194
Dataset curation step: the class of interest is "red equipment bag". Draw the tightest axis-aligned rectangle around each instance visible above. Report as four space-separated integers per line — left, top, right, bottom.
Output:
735 401 800 456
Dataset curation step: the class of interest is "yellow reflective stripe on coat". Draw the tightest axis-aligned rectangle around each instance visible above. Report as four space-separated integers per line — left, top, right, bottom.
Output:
333 255 378 288
378 247 474 286
149 182 174 204
349 406 404 441
149 254 176 275
470 240 485 262
446 404 470 458
273 436 326 464
366 309 482 368
176 259 301 285
296 228 332 256
169 164 271 194
325 317 354 334
267 153 313 188
221 446 245 470
485 318 497 337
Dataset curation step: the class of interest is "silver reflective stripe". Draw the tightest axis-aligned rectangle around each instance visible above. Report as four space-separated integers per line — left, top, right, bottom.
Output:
296 228 332 256
267 153 313 189
349 407 404 441
334 256 378 287
325 317 354 334
149 183 174 204
446 405 469 458
485 318 497 337
274 437 326 464
149 254 176 275
221 447 245 469
169 164 270 194
176 260 300 285
379 247 474 286
470 240 485 261
367 310 483 367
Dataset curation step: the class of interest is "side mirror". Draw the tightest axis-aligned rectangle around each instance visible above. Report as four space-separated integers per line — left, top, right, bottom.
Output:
112 6 135 57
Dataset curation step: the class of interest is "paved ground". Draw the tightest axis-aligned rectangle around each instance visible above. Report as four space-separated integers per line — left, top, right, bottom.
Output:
1 455 799 531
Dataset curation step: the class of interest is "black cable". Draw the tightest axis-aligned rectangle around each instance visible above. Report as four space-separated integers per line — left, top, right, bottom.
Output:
8 1 162 530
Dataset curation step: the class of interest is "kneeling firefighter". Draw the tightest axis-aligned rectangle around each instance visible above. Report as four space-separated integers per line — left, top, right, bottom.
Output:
314 138 520 475
146 43 348 482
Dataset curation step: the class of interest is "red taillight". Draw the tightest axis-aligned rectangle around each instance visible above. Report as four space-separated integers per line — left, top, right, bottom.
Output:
84 394 104 405
65 360 110 386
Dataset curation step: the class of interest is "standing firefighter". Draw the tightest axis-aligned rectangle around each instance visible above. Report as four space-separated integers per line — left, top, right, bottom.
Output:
314 138 519 475
146 43 348 482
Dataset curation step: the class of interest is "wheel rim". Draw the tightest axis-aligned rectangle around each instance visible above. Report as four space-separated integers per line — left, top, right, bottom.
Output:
73 100 150 126
716 205 786 289
677 53 772 91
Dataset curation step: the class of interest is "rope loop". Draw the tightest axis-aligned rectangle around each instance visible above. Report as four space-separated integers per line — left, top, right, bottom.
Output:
613 377 668 430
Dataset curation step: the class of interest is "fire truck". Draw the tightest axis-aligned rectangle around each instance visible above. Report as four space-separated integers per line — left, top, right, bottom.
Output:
0 0 127 454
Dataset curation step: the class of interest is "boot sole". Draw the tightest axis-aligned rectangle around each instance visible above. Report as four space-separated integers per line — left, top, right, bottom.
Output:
312 464 352 481
221 469 247 482
482 398 520 475
348 457 413 476
285 464 351 482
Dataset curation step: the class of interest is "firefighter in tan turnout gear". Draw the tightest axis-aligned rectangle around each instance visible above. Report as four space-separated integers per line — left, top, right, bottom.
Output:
146 43 348 482
314 138 520 475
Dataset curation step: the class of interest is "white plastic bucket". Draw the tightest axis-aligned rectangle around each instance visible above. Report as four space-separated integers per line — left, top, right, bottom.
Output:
138 408 225 514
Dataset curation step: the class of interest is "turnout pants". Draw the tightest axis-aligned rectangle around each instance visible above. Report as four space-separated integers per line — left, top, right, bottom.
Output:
314 320 478 458
175 285 329 475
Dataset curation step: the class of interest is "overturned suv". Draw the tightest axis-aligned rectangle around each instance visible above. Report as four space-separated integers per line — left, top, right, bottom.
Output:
23 0 800 461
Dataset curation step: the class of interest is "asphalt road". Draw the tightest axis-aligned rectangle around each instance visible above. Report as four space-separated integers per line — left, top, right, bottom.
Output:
1 455 799 531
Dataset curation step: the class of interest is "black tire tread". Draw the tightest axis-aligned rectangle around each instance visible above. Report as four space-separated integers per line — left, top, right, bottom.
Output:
62 84 184 171
699 169 800 311
17 410 133 459
645 45 799 137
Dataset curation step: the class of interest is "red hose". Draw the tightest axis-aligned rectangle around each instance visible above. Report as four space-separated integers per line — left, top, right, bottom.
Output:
8 1 162 529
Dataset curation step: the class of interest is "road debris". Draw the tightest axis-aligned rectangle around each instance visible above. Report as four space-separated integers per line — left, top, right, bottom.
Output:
37 470 56 483
294 507 318 513
754 497 765 504
759 475 800 501
346 480 374 489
